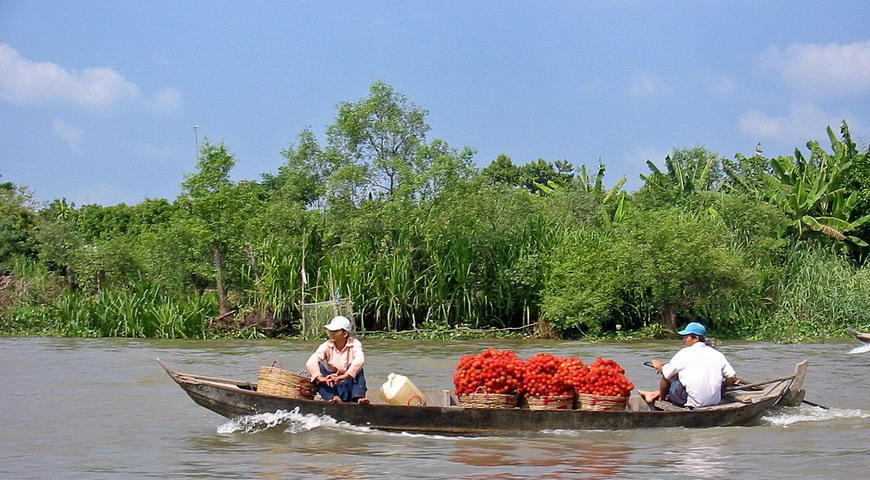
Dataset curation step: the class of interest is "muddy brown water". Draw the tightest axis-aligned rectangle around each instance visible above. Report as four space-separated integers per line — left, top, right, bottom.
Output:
1 337 867 479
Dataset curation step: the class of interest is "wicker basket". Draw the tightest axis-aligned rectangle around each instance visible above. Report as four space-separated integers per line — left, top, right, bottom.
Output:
525 394 575 410
457 387 517 409
257 363 315 400
577 393 628 411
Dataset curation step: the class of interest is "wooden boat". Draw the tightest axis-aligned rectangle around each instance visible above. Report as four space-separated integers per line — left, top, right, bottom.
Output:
846 328 870 343
159 359 807 434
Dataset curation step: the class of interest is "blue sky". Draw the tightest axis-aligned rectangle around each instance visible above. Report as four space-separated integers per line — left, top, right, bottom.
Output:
2 1 868 205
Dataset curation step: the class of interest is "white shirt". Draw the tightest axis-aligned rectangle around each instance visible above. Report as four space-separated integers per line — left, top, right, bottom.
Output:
662 342 736 407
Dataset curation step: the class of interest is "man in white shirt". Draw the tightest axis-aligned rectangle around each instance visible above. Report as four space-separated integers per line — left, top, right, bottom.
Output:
640 322 738 408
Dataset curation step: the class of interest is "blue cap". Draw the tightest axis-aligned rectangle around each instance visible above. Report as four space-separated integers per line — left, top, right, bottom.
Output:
677 322 706 336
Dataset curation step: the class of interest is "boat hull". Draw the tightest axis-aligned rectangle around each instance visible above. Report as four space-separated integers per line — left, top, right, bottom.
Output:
162 361 790 434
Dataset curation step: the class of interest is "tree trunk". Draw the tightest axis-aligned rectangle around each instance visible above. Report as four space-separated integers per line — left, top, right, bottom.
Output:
213 242 230 315
661 304 677 332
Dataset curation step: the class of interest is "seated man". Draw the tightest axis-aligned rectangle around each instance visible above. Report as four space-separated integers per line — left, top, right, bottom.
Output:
305 315 369 404
640 322 738 408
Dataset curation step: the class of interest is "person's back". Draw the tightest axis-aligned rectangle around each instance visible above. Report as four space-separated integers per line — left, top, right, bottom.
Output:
640 322 737 408
664 341 734 407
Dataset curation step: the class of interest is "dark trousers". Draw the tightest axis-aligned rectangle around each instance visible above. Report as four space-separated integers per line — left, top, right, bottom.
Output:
317 363 367 402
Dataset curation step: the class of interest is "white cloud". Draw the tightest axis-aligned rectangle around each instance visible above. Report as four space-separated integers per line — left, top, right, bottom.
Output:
627 71 672 98
761 40 870 97
0 43 182 114
51 118 84 153
738 102 862 143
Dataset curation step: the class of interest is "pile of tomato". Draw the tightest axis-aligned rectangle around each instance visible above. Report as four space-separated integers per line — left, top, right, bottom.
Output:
522 353 578 397
452 348 525 395
570 357 635 398
453 349 635 399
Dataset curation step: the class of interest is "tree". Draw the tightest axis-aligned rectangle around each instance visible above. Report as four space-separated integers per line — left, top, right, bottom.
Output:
178 141 264 315
638 147 721 207
263 129 330 207
481 154 521 186
327 81 430 199
729 122 869 249
0 177 37 265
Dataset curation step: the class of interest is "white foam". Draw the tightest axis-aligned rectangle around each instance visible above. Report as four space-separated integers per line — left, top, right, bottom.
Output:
847 343 870 354
216 408 485 439
762 407 870 427
217 407 340 434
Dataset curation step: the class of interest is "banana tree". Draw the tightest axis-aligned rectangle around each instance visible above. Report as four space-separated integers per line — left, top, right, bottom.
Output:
760 122 869 248
535 162 628 224
639 147 719 195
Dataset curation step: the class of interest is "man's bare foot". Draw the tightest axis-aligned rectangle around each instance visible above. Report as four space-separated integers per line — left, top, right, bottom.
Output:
329 397 342 403
639 391 660 404
356 398 370 405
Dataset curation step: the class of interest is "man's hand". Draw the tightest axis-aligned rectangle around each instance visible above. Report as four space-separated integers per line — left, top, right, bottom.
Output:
651 360 665 373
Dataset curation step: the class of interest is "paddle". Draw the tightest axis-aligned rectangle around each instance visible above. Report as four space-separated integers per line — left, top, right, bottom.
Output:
641 362 829 410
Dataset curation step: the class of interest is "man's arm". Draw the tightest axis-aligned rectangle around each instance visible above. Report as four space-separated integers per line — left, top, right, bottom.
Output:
306 343 328 381
344 341 365 379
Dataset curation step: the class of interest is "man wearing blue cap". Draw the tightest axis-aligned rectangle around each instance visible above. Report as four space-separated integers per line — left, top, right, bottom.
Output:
639 322 738 408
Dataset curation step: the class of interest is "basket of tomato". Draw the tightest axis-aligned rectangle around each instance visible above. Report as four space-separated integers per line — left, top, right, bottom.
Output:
571 358 634 411
521 353 579 410
453 348 524 408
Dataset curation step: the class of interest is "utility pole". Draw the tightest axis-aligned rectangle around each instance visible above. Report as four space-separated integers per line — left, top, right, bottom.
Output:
193 124 200 161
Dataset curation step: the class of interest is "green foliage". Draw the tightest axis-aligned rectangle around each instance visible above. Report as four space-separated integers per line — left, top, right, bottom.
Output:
637 147 721 207
753 245 870 341
541 228 621 334
327 80 430 199
0 180 38 264
3 84 869 341
730 122 869 249
481 155 574 192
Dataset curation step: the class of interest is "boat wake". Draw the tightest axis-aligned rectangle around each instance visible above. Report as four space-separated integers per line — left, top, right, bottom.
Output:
216 408 479 439
217 407 347 434
847 343 870 354
762 406 869 427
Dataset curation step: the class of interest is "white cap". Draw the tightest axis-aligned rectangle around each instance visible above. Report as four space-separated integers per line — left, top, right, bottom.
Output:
324 315 352 332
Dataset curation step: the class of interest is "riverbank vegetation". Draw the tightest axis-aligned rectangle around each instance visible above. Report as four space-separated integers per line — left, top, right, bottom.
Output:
2 82 868 341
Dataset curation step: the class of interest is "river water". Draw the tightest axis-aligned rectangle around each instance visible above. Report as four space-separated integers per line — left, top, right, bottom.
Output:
1 337 867 479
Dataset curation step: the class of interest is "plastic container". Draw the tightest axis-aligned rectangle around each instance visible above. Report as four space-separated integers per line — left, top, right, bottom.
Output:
380 373 427 406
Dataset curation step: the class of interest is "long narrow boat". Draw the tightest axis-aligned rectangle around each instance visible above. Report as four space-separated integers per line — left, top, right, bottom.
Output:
159 360 807 434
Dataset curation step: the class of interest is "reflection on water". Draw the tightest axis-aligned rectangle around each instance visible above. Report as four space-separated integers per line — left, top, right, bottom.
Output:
1 337 868 480
669 434 727 478
451 437 631 479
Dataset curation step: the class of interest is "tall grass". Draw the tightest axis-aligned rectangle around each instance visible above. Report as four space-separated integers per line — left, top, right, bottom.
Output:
756 245 870 340
47 285 217 338
1 256 219 338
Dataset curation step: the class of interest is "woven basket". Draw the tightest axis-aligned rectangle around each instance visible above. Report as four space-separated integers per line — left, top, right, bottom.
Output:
526 394 575 410
577 393 628 411
457 387 517 409
257 363 315 400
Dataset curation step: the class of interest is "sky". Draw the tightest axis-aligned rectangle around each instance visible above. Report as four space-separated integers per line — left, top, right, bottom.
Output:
1 1 868 205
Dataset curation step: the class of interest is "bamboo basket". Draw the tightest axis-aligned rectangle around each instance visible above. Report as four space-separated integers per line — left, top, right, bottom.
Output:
576 393 628 411
457 387 517 409
525 394 575 410
257 363 315 400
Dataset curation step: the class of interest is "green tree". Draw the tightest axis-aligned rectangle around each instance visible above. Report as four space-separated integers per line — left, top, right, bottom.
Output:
637 147 721 207
0 177 37 265
327 81 430 199
729 122 869 249
481 154 521 186
178 141 264 315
